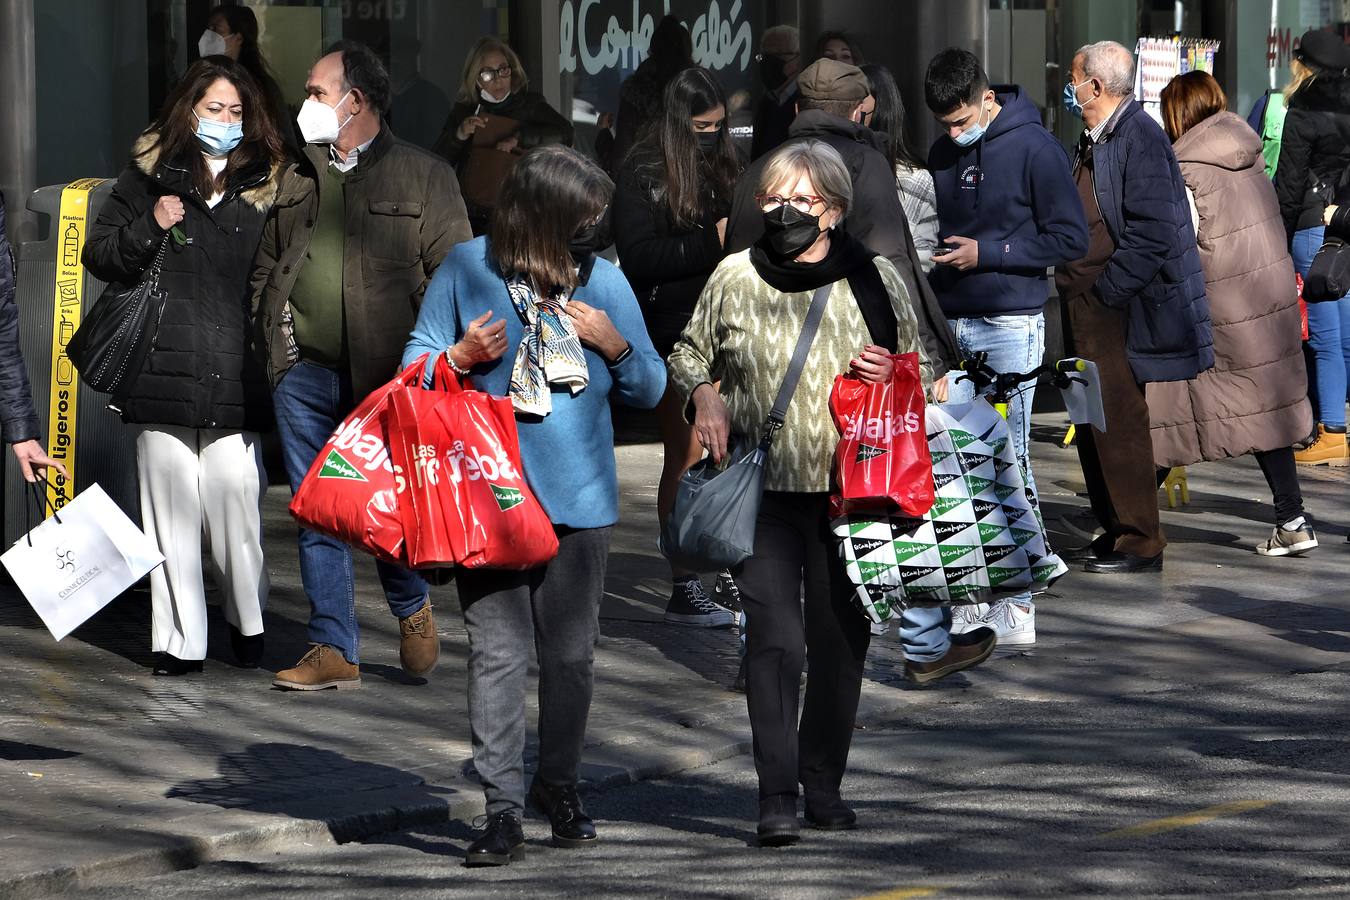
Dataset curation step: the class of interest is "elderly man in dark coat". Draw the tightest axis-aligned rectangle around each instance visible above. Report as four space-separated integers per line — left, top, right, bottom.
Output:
1055 40 1213 574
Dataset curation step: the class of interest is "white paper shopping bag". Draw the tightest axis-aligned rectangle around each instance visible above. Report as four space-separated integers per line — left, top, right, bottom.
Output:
2 483 163 640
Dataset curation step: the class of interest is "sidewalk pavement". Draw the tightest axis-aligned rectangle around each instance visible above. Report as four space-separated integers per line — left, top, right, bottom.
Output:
2 415 1347 899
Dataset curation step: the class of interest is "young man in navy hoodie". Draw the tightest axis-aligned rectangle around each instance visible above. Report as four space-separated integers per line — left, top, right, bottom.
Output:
899 48 1087 666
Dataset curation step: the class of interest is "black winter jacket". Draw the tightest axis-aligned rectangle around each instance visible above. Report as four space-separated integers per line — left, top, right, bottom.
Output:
82 132 280 431
612 144 731 356
1274 72 1350 240
725 110 959 376
0 194 40 444
432 91 573 169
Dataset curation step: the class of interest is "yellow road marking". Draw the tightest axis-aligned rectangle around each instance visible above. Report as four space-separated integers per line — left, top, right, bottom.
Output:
1097 800 1275 839
852 889 940 900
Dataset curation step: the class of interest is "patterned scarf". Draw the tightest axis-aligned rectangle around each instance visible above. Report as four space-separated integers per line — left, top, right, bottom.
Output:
506 275 589 417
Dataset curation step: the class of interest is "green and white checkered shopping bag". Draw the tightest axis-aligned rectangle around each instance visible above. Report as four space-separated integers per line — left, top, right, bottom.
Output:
832 398 1067 622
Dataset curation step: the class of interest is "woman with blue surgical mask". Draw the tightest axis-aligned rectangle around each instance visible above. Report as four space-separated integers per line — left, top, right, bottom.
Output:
82 58 286 677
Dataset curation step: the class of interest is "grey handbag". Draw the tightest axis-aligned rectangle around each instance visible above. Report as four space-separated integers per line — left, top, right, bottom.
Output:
659 283 832 571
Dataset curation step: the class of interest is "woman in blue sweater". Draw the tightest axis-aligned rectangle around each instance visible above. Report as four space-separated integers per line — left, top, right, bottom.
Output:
404 146 665 867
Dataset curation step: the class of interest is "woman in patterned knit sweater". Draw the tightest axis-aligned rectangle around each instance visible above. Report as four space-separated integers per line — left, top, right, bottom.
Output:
668 141 931 845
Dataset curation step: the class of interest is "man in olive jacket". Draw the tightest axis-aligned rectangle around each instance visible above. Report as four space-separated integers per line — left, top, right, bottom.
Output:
251 41 471 691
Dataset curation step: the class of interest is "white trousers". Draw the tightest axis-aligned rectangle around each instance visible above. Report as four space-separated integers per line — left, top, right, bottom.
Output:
136 426 268 660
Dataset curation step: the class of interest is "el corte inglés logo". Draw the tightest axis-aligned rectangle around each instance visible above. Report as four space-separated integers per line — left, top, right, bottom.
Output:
855 443 888 463
318 449 368 482
491 483 524 511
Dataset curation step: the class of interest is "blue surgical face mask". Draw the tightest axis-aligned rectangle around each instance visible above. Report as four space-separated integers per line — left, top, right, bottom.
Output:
1063 79 1094 119
194 112 243 156
952 102 990 147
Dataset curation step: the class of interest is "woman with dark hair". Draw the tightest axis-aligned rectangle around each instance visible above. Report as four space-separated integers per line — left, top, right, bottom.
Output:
614 66 742 626
200 4 296 154
669 140 948 845
404 146 665 866
82 57 285 676
816 30 864 66
1272 29 1350 464
860 63 938 272
1147 71 1318 555
612 14 696 167
432 36 573 234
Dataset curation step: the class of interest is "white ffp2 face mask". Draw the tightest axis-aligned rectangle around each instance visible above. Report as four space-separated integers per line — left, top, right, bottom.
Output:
198 29 227 57
296 90 354 144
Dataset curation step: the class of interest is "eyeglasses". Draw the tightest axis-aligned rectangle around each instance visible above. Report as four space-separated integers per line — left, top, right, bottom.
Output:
756 193 826 213
478 64 513 84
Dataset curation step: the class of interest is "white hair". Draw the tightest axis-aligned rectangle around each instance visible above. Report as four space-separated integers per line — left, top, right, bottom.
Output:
1076 40 1135 96
760 140 853 219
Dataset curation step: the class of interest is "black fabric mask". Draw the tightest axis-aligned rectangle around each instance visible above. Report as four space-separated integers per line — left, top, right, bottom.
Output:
758 56 788 91
761 204 823 258
569 209 612 264
696 130 721 151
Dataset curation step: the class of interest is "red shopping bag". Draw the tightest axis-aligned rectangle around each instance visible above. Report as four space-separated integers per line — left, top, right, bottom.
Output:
288 359 420 564
828 351 934 518
386 353 558 570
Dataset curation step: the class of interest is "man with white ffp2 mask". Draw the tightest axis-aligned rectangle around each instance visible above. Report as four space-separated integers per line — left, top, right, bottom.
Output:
251 40 472 693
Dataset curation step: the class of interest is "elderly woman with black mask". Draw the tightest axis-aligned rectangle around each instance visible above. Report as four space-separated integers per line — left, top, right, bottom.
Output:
668 140 930 845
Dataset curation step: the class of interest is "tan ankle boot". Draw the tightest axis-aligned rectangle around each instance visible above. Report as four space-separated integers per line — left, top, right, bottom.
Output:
272 644 361 691
398 599 439 677
1293 424 1349 466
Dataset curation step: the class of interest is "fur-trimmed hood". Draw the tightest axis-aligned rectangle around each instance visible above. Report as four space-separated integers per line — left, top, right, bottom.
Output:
131 130 282 212
1286 71 1350 114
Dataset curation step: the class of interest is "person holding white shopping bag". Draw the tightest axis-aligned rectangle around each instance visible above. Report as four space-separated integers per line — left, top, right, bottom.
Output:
83 57 286 676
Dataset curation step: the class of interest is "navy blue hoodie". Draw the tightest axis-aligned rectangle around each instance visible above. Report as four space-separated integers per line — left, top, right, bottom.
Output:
927 87 1088 318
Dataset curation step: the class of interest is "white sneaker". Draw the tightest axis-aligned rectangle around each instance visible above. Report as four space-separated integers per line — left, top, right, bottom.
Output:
979 599 1035 647
950 603 990 635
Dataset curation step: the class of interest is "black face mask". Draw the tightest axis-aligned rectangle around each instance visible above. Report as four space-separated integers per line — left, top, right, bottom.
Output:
758 55 788 91
569 210 612 263
696 130 721 151
762 204 823 258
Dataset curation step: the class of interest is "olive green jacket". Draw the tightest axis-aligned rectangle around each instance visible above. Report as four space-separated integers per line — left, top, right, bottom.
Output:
251 123 471 399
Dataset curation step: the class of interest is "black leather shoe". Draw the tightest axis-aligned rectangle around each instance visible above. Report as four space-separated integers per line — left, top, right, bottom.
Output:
465 811 524 867
804 793 856 830
152 653 203 676
528 779 597 848
1083 551 1163 574
757 794 800 846
1059 543 1100 563
229 624 265 669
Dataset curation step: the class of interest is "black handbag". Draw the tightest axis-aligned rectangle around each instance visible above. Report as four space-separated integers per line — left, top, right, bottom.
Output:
68 236 169 407
1303 235 1350 303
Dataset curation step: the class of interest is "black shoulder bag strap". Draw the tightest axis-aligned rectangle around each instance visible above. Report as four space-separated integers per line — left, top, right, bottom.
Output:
761 282 832 446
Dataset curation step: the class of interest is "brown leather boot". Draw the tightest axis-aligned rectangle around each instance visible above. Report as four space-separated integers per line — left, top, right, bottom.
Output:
272 644 361 691
399 599 439 677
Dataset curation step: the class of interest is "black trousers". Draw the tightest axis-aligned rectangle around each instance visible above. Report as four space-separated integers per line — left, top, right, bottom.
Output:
1158 448 1305 526
733 491 871 801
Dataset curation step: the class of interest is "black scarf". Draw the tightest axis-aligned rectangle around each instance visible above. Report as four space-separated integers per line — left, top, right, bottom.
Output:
749 230 899 352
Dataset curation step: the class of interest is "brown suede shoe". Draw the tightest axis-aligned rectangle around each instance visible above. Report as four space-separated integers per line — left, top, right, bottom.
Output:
399 599 439 677
903 627 998 685
272 644 361 691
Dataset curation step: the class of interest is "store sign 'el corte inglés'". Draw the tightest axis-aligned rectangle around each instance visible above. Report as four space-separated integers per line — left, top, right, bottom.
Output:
45 178 106 512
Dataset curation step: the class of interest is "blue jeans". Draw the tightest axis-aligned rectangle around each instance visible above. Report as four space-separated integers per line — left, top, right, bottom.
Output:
1292 226 1350 428
899 313 1044 661
273 362 428 663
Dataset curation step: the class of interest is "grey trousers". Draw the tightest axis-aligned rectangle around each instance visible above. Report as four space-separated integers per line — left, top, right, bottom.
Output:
455 526 612 816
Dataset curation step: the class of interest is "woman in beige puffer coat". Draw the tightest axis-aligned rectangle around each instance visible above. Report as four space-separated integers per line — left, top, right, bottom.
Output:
1147 71 1317 557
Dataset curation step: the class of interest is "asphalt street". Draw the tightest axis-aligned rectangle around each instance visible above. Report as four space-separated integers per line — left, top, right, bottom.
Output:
62 660 1350 899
